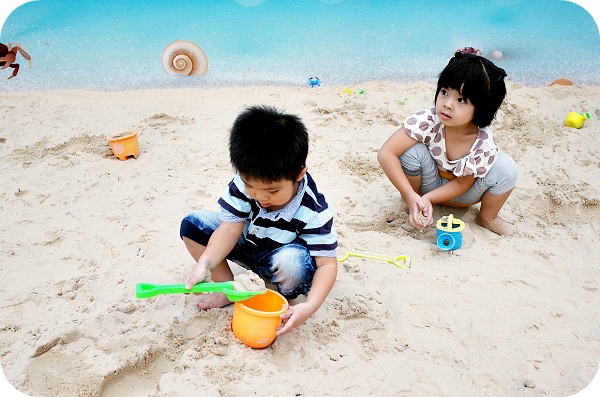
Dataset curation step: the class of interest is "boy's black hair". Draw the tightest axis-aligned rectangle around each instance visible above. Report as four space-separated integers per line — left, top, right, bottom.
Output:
435 52 507 128
229 105 308 182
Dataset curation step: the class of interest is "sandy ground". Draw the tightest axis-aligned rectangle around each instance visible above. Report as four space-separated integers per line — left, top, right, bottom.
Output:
1 81 599 396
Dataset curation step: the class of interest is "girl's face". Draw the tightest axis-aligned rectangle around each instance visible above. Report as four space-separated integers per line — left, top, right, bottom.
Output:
241 168 306 211
435 87 476 130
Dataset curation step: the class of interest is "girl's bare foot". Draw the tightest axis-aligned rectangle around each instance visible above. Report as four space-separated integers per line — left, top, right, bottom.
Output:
194 292 232 309
400 200 408 213
476 214 517 236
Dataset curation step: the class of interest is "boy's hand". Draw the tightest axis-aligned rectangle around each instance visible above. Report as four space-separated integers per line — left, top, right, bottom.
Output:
275 256 336 336
276 301 316 336
185 264 211 289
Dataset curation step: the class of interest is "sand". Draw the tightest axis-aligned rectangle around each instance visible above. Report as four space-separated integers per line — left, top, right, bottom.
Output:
0 81 599 397
232 270 266 293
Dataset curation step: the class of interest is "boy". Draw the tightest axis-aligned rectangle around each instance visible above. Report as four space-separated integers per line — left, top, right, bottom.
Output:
180 105 338 336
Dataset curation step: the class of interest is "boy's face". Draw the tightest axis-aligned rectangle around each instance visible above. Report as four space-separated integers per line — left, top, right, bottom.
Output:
435 87 476 130
241 168 307 212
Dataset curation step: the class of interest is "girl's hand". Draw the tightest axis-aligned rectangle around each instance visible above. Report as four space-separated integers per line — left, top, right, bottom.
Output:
417 196 434 228
406 193 433 228
276 302 316 336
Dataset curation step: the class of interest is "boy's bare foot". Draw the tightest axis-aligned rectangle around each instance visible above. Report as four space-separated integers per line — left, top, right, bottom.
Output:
476 214 517 236
194 292 232 309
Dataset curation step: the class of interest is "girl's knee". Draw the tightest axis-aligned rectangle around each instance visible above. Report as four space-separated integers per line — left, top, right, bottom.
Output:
487 153 518 193
400 143 430 175
504 156 518 186
500 153 519 189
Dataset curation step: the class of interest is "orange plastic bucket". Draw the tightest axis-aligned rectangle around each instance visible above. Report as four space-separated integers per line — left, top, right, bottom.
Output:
107 130 140 160
231 289 288 348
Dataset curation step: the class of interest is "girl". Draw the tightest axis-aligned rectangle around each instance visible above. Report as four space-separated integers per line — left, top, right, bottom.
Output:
377 52 518 235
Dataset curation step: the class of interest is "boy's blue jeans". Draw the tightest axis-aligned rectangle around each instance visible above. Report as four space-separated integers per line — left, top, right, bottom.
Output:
400 143 518 205
180 210 317 299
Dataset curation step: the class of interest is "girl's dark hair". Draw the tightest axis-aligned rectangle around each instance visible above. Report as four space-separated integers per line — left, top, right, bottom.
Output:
435 52 507 127
229 105 308 182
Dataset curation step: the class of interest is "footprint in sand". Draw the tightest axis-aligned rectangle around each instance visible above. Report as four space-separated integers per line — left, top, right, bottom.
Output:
144 113 195 128
14 188 28 197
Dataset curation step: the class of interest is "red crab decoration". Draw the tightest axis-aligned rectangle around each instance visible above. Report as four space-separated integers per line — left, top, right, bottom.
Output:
0 42 32 80
456 47 482 56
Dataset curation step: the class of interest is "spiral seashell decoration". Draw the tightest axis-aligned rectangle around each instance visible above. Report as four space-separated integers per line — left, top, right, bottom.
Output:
549 78 573 87
161 40 208 76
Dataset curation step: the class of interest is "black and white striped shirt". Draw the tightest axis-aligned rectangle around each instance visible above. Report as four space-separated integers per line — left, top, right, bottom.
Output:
218 173 338 257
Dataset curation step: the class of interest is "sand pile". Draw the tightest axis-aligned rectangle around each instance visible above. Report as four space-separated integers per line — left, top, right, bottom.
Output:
0 82 599 396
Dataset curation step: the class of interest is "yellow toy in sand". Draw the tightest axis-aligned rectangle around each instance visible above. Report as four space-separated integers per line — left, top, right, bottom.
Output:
565 112 590 129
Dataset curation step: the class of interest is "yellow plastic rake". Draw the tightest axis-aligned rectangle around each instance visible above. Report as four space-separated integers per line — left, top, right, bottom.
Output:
337 250 410 268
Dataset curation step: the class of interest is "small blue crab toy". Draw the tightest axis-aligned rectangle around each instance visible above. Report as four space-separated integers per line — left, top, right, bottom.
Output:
307 76 321 87
436 214 465 251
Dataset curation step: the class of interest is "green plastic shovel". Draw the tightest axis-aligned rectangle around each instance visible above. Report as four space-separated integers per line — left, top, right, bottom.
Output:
135 281 266 302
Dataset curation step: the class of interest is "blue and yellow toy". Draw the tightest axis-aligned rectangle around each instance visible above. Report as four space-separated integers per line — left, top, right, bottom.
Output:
565 112 591 129
436 214 465 251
